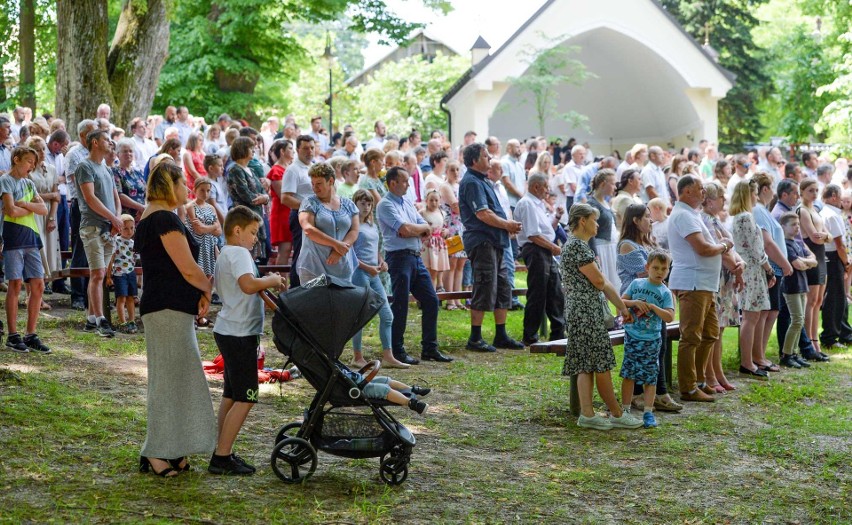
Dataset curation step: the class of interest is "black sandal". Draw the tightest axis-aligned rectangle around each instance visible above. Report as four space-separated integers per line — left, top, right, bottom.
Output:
169 457 191 472
140 456 178 477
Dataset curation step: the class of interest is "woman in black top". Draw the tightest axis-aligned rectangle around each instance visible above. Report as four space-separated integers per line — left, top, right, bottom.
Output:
135 161 216 477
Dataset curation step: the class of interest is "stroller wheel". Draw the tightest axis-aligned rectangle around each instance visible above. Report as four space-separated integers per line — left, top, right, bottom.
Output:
271 437 317 484
274 422 302 445
379 455 409 485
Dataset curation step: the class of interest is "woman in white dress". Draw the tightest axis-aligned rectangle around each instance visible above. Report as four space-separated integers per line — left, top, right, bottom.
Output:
26 136 60 309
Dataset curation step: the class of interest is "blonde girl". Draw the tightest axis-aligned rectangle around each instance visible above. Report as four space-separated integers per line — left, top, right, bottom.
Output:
419 189 450 289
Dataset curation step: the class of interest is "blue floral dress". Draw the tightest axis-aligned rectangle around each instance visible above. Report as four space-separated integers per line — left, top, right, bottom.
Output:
112 166 146 220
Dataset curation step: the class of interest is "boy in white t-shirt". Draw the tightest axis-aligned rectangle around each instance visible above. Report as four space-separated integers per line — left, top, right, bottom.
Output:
209 205 286 476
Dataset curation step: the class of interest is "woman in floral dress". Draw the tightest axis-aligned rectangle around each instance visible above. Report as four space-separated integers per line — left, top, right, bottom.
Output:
561 203 642 431
701 181 743 391
730 180 774 379
440 160 467 309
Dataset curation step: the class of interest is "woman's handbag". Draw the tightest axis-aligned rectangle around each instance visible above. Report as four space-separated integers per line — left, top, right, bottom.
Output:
600 292 616 330
446 234 464 255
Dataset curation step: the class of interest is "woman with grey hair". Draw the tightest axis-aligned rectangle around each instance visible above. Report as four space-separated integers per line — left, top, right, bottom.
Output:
560 203 642 431
113 138 147 220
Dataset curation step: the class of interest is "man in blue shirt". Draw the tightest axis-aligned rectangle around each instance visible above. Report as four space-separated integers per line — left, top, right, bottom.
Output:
459 143 524 352
376 167 453 365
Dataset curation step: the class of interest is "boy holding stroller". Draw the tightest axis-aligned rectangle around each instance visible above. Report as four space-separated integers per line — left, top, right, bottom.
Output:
209 205 286 475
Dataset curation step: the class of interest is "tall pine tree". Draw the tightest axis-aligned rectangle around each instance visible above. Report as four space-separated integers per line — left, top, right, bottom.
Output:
661 0 771 150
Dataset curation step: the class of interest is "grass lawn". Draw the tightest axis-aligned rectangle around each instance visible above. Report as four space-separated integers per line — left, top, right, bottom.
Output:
1 281 850 524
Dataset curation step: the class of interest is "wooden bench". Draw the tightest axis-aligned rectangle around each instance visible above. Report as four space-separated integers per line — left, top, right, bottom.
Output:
530 322 681 417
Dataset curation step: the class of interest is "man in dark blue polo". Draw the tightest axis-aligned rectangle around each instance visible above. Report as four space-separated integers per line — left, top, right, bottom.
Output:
376 166 453 365
459 142 524 352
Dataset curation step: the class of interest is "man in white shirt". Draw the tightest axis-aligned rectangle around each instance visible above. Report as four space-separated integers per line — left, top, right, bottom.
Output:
488 158 523 310
818 184 852 347
281 135 315 287
501 139 526 208
364 120 387 151
260 116 279 160
553 144 583 210
514 174 564 346
174 106 193 146
725 154 751 200
129 118 157 168
308 116 330 155
639 146 668 205
45 130 71 279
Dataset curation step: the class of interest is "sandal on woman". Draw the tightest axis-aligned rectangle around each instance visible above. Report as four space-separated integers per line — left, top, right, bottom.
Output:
719 382 737 391
140 456 178 477
445 304 459 311
39 301 52 311
757 362 781 373
169 457 191 472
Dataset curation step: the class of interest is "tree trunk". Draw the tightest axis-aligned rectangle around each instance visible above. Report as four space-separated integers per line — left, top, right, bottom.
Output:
55 0 112 132
19 0 36 112
107 0 170 131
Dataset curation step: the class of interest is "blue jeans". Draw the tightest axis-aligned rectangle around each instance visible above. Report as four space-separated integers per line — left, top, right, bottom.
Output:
386 251 439 355
503 241 520 305
351 268 393 351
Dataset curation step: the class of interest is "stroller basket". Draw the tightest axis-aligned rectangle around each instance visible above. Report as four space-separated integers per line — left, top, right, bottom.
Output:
318 411 391 453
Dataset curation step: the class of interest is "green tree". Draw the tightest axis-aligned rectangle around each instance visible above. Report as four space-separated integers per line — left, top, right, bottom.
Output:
342 52 469 139
155 0 450 125
799 0 852 151
503 33 594 137
662 0 771 150
0 0 57 113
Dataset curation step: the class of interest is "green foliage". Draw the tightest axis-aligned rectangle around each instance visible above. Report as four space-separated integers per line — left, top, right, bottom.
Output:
154 0 446 124
775 27 835 144
662 0 771 151
503 33 595 137
0 0 57 113
341 52 469 139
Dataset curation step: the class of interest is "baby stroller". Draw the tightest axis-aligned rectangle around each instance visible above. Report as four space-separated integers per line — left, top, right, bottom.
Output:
262 275 417 485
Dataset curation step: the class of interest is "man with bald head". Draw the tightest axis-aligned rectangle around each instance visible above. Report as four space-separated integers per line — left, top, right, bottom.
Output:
514 173 565 345
575 156 617 204
154 105 176 147
554 144 583 206
365 120 388 151
485 136 501 158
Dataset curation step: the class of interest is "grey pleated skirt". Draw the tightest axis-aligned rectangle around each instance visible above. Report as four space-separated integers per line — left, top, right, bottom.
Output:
140 310 217 459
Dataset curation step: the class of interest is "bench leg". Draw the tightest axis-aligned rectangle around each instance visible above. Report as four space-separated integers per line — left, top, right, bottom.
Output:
665 339 673 393
569 374 580 417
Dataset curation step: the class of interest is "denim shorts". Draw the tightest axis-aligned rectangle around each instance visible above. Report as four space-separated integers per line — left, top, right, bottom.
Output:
112 272 138 297
349 372 392 400
3 247 44 282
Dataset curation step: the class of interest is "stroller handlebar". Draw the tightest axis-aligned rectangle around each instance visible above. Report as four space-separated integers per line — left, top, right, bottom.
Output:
259 289 279 312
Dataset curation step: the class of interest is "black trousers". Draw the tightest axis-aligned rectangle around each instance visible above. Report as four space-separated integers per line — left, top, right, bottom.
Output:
820 251 852 345
69 199 89 306
520 243 564 341
288 209 302 288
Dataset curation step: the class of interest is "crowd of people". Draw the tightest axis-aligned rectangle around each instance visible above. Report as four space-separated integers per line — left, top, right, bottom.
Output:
1 101 850 465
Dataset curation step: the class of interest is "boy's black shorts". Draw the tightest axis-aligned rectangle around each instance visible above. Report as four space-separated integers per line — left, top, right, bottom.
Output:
214 333 260 403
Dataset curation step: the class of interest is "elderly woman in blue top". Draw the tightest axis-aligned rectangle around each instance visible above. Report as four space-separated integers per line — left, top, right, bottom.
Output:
296 162 359 283
376 166 453 365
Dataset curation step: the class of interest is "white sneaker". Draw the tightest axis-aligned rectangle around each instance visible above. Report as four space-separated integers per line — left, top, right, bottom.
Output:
610 412 643 429
577 414 613 430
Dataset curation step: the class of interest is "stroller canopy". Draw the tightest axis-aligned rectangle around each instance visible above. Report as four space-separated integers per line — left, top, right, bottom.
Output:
272 275 384 361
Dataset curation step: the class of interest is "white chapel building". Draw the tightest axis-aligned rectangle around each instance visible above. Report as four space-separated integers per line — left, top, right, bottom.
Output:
441 0 734 154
